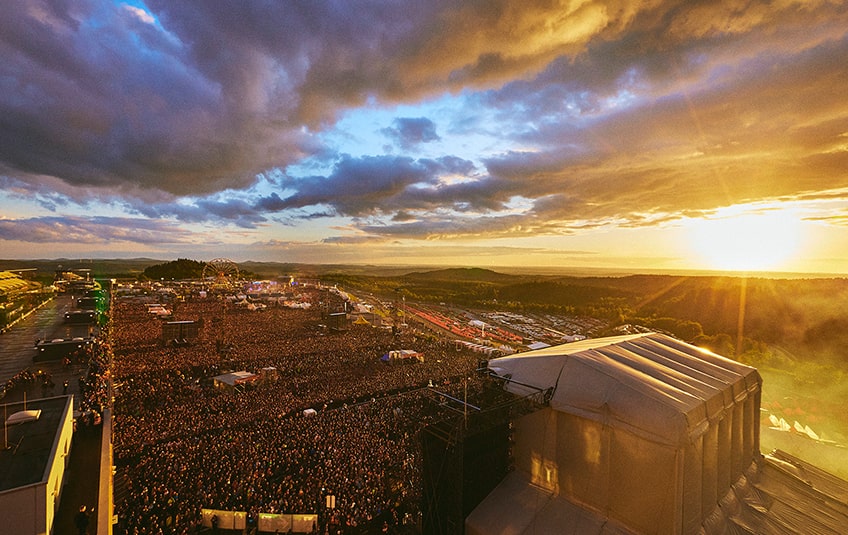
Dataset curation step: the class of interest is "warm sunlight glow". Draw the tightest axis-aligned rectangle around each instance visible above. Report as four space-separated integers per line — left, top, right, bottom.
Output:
688 207 803 272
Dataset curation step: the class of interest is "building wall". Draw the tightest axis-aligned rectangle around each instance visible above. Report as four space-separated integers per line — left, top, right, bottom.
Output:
0 396 74 535
0 482 48 535
45 396 75 534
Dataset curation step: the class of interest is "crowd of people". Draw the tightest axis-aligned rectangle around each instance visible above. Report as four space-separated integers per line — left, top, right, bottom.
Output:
76 337 112 428
110 288 492 534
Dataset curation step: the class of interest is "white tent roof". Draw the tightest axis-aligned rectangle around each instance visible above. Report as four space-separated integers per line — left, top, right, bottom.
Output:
213 371 258 386
488 332 760 446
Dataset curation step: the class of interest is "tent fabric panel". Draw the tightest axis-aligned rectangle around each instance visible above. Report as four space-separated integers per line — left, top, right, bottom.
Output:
595 344 725 429
503 333 648 358
629 335 750 385
464 470 554 535
625 339 740 413
527 493 640 535
572 349 708 415
731 403 746 479
551 352 705 445
650 334 761 395
717 416 733 495
766 450 848 504
684 437 705 535
489 354 566 394
512 409 559 493
492 333 741 447
620 339 741 413
701 423 720 517
607 427 679 534
742 397 757 465
700 453 848 535
554 411 610 510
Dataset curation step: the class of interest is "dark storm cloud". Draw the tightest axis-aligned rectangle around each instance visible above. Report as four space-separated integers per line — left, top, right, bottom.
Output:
0 0 317 196
1 0 848 247
480 33 848 225
255 154 490 217
126 196 268 229
382 117 441 149
0 0 677 198
347 2 848 240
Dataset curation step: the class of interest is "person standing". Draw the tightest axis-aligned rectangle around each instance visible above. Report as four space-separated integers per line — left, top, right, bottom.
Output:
74 505 93 535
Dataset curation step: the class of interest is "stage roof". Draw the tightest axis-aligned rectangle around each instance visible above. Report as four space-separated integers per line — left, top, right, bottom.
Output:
488 332 760 446
213 371 258 386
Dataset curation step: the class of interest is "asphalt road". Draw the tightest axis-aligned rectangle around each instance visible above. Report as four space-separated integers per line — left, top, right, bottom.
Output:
0 293 106 534
0 294 95 394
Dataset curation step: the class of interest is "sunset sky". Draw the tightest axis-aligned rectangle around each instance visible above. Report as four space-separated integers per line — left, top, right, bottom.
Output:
1 1 848 274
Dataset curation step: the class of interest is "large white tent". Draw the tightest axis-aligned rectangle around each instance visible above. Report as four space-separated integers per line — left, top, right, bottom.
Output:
470 332 763 534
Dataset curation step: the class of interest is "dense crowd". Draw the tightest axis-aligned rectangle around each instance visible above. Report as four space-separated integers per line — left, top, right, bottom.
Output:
111 288 489 534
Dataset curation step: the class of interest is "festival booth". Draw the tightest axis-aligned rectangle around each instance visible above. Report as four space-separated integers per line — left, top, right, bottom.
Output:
353 315 371 326
212 371 259 393
259 366 278 384
469 333 762 535
380 349 423 364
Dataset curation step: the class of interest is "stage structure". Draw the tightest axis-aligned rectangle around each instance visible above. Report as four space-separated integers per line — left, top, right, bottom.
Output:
421 376 550 535
161 320 201 346
467 333 769 535
326 311 349 332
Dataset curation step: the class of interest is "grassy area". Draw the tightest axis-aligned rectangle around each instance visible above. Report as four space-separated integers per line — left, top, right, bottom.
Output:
753 355 848 479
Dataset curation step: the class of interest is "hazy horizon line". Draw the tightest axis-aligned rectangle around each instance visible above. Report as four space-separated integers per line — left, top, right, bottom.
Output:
2 257 846 280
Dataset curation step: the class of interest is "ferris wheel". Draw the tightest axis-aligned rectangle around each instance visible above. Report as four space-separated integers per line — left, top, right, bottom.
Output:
202 258 240 286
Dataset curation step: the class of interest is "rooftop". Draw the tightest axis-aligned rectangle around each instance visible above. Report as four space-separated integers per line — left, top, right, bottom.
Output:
0 396 72 492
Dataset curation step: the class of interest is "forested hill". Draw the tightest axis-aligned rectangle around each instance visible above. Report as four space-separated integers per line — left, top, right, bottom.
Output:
495 275 848 359
601 275 848 347
403 267 515 283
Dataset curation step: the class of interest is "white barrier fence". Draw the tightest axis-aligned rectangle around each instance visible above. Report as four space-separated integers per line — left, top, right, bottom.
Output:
201 509 317 533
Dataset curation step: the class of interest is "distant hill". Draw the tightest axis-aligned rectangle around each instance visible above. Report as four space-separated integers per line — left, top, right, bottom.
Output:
402 267 515 283
0 257 163 279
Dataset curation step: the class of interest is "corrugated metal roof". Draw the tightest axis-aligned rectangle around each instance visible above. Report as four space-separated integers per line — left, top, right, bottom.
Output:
0 271 29 295
701 450 848 534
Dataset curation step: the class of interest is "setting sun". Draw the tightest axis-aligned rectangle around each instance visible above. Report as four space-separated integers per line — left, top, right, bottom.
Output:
688 206 804 272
